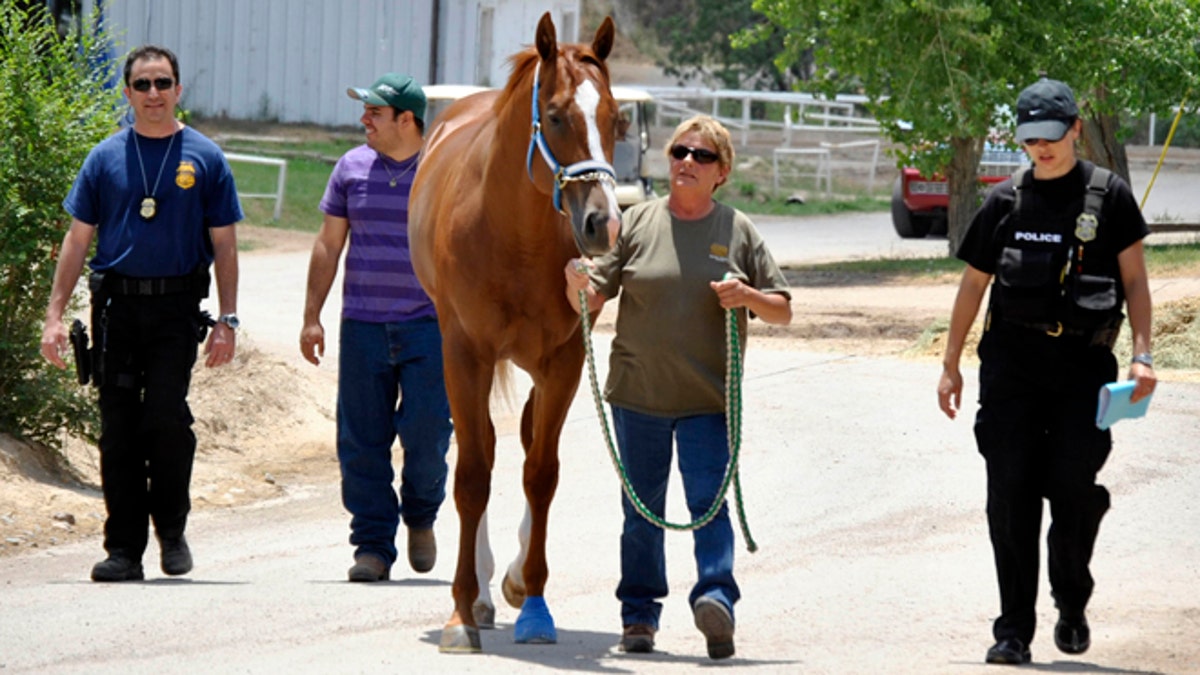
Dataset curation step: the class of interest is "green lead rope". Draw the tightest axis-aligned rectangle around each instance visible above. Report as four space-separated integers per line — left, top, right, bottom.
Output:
578 289 758 553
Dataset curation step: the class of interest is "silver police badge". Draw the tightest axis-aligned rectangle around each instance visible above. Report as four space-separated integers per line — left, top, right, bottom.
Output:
1075 213 1098 242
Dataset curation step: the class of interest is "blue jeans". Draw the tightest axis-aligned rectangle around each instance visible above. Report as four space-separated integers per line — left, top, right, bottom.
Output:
612 406 740 629
337 317 452 565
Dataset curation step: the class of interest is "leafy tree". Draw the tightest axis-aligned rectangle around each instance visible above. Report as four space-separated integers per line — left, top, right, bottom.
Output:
1019 0 1200 181
751 0 1200 251
0 3 118 449
621 0 811 89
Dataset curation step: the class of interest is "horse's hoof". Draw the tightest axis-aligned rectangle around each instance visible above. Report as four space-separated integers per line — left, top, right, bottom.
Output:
472 600 496 630
439 624 482 653
513 596 557 644
501 571 526 609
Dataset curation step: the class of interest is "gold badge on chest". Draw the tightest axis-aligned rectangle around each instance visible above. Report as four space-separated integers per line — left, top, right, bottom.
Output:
176 161 196 189
1075 213 1098 242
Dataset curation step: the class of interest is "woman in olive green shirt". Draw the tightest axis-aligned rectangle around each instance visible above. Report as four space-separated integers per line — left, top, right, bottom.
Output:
565 114 792 660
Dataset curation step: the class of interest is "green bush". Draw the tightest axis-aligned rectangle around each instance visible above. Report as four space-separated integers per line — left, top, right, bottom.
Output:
0 4 120 448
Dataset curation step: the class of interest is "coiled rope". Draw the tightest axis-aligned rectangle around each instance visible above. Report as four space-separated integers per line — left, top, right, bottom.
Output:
577 288 758 552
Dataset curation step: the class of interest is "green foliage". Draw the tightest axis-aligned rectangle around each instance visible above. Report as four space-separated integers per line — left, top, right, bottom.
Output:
0 4 120 448
1024 0 1200 123
623 0 809 89
1126 110 1200 148
750 0 1200 247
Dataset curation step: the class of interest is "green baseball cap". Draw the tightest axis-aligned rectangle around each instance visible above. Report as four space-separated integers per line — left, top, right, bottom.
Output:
346 72 427 124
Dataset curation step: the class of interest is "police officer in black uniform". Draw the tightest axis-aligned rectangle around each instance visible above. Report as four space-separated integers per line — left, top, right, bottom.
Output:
937 78 1157 665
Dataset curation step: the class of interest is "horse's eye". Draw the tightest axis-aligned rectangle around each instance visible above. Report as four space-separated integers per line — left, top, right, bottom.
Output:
547 113 562 127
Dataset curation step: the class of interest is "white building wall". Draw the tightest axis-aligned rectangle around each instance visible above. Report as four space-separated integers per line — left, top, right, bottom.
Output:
435 0 580 87
88 0 580 126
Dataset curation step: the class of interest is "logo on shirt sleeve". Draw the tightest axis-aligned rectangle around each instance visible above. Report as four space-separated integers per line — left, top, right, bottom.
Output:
176 161 196 189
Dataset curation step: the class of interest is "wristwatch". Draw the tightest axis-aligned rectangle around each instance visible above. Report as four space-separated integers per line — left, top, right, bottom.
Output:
218 313 240 331
1131 352 1153 367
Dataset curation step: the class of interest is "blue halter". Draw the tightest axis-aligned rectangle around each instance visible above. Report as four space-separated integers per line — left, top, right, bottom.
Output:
525 64 617 213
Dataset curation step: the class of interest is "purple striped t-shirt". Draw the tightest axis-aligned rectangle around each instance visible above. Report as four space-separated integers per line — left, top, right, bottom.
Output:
319 144 436 323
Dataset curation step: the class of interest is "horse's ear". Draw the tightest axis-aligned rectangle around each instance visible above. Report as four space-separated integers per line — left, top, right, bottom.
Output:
592 16 615 62
535 11 557 63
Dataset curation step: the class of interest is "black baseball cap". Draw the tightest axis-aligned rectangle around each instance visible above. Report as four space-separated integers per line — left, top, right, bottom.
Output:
1015 78 1079 143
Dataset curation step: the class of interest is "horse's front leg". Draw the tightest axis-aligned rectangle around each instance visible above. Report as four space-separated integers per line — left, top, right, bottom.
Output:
512 351 584 644
438 343 495 654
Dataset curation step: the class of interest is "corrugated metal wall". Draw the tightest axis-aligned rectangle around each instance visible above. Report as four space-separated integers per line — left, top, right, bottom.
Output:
89 0 581 126
98 0 432 125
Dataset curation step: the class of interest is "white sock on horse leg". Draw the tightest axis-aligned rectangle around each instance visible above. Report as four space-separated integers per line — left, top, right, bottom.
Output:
475 510 495 608
506 504 532 588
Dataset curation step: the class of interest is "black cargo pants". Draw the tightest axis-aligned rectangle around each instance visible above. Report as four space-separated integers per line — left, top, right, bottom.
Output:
973 324 1117 645
91 291 201 560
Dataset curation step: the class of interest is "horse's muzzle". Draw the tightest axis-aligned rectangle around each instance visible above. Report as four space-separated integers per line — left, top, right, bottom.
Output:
576 209 619 257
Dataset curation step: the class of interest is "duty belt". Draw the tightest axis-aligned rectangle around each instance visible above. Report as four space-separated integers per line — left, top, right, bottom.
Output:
98 273 197 296
997 316 1121 348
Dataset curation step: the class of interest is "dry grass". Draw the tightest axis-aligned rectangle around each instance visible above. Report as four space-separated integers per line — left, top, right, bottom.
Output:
908 296 1200 378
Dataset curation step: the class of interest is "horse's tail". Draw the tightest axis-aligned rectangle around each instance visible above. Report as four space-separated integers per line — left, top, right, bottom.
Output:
491 360 516 411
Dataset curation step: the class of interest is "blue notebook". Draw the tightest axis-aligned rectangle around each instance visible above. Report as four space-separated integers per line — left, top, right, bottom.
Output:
1095 381 1153 430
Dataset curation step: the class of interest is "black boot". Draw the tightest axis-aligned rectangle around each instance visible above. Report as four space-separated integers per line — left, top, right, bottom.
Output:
91 555 144 582
985 637 1031 665
158 534 193 576
1054 612 1090 655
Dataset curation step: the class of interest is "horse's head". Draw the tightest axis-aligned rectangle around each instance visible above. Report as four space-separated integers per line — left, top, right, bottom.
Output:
525 12 620 258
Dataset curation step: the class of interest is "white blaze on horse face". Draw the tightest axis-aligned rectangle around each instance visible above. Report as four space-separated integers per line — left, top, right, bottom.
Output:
574 79 621 215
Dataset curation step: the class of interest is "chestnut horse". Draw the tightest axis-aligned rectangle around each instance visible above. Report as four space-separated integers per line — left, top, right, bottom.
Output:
408 13 620 653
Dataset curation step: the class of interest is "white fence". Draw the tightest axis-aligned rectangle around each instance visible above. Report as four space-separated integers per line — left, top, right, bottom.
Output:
642 87 886 194
643 87 879 147
224 152 288 221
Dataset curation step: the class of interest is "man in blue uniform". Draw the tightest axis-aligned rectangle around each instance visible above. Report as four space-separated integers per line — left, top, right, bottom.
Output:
41 45 243 582
937 78 1157 665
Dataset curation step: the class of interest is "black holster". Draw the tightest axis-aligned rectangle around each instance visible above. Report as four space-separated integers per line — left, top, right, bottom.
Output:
196 310 216 343
69 319 91 385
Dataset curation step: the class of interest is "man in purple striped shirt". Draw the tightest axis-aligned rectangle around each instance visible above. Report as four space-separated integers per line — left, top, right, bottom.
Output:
300 73 452 583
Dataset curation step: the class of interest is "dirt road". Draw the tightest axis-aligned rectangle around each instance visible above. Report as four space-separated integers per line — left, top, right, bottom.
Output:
1 222 1198 674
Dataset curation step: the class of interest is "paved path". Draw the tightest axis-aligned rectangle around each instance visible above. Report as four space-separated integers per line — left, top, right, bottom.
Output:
1 339 1198 674
2 188 1198 672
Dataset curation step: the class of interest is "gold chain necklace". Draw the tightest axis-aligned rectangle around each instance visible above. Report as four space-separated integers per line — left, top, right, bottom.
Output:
379 152 417 188
132 127 178 220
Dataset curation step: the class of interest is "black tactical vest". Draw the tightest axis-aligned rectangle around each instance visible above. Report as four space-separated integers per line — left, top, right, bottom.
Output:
989 162 1124 334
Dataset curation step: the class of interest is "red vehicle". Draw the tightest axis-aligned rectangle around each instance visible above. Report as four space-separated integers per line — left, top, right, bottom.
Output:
891 145 1026 238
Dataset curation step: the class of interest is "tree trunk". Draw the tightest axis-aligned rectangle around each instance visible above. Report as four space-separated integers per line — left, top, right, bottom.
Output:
1080 109 1130 184
1078 86 1130 185
945 136 984 255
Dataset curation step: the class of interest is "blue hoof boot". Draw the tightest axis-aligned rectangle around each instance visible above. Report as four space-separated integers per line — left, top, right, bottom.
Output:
513 596 557 644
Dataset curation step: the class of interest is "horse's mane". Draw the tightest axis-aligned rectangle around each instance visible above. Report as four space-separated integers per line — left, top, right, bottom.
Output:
493 44 611 116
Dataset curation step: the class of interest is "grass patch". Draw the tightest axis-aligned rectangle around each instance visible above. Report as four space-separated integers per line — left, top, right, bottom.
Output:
783 256 966 288
227 155 339 232
1144 242 1200 275
786 242 1200 284
721 191 890 217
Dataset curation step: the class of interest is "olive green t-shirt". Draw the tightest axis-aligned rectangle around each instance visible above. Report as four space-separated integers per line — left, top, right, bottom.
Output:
590 197 791 416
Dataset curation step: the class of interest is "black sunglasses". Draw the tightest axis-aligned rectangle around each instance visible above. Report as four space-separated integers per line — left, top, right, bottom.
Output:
670 144 720 164
130 77 175 93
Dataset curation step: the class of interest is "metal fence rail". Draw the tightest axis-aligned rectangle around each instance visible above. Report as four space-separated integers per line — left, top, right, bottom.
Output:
643 87 877 148
224 152 288 221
